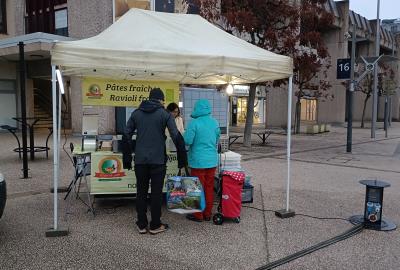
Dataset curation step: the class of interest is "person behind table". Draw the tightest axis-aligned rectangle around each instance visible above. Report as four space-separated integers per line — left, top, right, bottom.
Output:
122 88 187 235
183 99 220 222
166 102 184 134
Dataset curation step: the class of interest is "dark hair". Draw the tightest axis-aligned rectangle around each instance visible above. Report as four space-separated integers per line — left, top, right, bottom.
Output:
149 88 165 101
166 102 180 116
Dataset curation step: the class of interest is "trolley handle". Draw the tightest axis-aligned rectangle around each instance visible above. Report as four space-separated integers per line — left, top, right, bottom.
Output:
178 166 190 177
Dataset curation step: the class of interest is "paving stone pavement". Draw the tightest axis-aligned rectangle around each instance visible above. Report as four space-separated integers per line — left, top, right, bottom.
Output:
0 123 399 270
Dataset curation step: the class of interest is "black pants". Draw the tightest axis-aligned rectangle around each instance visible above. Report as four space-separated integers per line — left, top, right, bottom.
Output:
134 164 166 230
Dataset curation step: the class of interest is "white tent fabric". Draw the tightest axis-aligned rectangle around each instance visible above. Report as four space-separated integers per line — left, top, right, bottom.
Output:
51 8 292 84
48 9 295 233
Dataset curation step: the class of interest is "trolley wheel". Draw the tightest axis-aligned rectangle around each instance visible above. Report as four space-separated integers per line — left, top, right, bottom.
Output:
213 213 224 225
234 217 241 223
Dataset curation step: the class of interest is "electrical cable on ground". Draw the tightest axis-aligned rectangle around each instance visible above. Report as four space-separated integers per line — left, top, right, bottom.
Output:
61 107 74 166
259 184 270 263
245 186 357 269
255 224 364 270
241 205 350 222
295 213 349 221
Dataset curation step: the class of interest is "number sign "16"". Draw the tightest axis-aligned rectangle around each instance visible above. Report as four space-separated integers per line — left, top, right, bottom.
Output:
337 58 351 79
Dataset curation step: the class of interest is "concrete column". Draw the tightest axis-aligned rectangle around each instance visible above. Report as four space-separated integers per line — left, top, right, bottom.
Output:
15 64 34 119
266 85 296 128
68 0 113 39
68 0 115 135
70 77 116 135
317 1 349 125
70 76 83 135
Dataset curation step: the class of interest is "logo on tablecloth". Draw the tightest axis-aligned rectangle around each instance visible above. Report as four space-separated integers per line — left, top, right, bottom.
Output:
86 84 103 98
95 156 126 178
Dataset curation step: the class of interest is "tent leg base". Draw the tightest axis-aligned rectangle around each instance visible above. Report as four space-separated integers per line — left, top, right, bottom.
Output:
50 186 69 193
45 227 69 237
275 209 296 219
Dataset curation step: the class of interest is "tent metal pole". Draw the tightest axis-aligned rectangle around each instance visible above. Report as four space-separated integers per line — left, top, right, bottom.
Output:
52 65 58 230
274 76 295 219
227 95 230 136
286 76 293 212
57 70 62 196
45 66 68 237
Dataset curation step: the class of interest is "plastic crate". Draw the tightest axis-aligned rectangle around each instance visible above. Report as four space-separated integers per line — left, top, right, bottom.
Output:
219 135 229 153
242 184 254 203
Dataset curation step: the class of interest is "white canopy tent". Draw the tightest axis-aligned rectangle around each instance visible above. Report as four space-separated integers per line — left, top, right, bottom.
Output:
49 8 294 233
52 8 292 84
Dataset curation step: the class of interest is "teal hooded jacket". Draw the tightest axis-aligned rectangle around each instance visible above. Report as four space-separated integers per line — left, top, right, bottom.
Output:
184 99 220 169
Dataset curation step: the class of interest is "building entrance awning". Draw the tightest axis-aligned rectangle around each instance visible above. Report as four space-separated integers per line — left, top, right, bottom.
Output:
0 32 73 61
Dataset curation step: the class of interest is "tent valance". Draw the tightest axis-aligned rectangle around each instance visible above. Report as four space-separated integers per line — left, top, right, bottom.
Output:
51 8 293 84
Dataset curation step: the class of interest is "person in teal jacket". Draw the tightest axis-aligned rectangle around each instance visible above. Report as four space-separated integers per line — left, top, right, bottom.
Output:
184 99 220 222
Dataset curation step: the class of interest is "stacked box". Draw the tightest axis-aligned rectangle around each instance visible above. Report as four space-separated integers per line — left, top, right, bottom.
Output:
242 183 254 203
219 134 229 153
219 151 241 171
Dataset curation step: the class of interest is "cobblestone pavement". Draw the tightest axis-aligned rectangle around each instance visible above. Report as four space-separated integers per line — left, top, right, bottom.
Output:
0 123 399 270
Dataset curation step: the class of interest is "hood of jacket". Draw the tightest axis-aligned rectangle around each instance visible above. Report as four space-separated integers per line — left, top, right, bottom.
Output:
139 99 164 113
191 99 211 118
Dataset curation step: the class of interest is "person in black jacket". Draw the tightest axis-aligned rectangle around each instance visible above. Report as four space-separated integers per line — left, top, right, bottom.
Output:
122 88 187 235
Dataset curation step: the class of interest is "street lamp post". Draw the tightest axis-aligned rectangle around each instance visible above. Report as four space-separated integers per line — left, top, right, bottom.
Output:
371 0 381 138
347 24 357 153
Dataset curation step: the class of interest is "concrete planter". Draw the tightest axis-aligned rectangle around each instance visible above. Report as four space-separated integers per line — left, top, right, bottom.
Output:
325 124 331 132
300 123 330 134
300 124 319 134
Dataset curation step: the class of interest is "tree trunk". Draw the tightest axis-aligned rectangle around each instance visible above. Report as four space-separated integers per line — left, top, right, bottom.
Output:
361 95 370 128
243 84 257 147
295 97 301 134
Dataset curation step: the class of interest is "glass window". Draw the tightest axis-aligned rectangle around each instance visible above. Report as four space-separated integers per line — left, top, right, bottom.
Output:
0 80 15 91
55 9 68 36
0 80 16 127
185 0 199 14
0 0 6 34
155 0 174 13
236 97 265 125
237 97 247 124
25 0 67 35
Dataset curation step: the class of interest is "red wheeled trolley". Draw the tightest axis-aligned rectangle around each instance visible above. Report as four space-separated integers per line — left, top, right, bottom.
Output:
213 171 245 225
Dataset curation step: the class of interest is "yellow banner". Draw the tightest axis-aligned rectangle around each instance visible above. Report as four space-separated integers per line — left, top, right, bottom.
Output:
82 77 179 107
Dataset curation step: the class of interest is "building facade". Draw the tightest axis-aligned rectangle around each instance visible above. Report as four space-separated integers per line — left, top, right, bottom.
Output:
382 18 400 34
266 0 399 129
0 0 399 135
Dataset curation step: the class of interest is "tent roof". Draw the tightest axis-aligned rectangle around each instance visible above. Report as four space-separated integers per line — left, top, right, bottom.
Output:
51 8 293 84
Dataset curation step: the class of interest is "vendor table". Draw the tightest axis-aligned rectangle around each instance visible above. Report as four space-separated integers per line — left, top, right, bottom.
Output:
73 149 178 195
